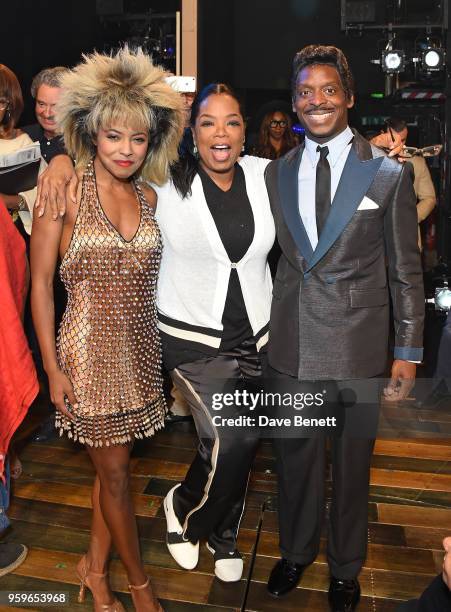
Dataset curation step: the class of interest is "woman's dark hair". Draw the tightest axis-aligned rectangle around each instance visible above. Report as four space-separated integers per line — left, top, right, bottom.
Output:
170 83 245 199
291 45 354 101
0 64 24 134
253 110 298 159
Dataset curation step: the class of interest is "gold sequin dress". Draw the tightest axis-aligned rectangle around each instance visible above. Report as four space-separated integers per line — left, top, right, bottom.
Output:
56 161 166 446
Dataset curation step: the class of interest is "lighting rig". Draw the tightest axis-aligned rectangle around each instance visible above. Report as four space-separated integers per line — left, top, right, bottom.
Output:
342 0 451 276
96 4 178 73
370 32 446 95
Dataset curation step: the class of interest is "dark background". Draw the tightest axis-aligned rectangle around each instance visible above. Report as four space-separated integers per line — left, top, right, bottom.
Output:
1 1 447 232
2 0 445 123
2 1 447 256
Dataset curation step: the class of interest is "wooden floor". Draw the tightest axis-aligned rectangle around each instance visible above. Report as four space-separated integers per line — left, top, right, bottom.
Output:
2 397 451 612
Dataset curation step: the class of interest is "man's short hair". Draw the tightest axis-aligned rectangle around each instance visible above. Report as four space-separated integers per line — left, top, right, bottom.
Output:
386 116 407 133
291 45 354 101
31 67 69 98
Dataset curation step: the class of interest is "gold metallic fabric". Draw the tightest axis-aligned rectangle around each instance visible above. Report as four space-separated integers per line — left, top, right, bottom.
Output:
56 160 166 446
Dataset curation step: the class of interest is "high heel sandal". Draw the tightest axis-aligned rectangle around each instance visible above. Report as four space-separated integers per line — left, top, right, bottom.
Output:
128 576 163 612
77 555 125 612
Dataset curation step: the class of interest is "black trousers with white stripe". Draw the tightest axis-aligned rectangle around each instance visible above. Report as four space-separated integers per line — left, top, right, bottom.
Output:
170 339 263 554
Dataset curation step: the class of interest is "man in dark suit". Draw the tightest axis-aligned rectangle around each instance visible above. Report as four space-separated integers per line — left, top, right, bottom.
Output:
264 45 424 611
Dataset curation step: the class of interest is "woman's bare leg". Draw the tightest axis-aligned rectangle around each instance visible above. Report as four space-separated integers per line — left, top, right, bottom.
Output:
86 443 159 610
79 473 115 603
88 474 113 570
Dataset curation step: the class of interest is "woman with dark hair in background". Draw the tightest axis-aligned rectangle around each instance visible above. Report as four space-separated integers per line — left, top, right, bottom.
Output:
252 109 298 159
0 64 46 235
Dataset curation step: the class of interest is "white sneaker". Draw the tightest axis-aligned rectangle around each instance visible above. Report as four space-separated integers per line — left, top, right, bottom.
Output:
206 543 244 582
163 484 199 570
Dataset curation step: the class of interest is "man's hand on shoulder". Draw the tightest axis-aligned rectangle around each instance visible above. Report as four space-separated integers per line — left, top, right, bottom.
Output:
35 154 78 220
383 359 417 402
370 132 405 160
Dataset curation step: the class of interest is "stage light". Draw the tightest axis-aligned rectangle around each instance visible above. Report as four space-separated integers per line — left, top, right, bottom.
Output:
381 50 405 74
427 281 451 312
435 285 451 312
421 48 445 72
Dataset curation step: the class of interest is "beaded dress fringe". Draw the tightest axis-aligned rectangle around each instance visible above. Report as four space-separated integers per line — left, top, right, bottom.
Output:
55 395 167 447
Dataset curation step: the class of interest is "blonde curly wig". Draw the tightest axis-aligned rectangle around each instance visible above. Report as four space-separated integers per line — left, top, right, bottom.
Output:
56 46 184 185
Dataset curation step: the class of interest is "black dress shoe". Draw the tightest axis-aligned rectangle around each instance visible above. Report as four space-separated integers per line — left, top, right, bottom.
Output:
328 577 360 611
414 380 451 410
267 558 306 597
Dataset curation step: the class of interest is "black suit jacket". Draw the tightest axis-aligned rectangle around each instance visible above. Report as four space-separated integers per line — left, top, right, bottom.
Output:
265 130 424 380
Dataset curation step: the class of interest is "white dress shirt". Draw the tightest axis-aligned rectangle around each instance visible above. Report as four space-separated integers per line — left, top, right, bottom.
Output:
298 125 354 249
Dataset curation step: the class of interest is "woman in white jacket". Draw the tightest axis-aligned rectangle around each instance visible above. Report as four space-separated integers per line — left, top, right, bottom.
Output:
155 84 274 582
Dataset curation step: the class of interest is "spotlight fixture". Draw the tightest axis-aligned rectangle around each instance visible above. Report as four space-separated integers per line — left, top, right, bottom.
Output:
381 50 406 74
426 280 451 312
421 47 445 72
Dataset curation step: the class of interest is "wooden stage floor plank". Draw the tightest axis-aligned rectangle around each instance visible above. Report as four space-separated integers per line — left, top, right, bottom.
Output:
12 480 162 518
373 439 451 460
5 420 451 610
5 547 244 609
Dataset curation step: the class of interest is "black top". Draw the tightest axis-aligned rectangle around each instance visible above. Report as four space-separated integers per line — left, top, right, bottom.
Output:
161 164 255 371
21 123 65 163
199 164 254 350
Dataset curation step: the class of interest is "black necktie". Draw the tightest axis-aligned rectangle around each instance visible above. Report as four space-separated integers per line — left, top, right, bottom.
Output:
315 145 331 237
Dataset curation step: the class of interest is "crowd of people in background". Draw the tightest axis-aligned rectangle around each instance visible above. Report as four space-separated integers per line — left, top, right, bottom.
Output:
0 42 449 612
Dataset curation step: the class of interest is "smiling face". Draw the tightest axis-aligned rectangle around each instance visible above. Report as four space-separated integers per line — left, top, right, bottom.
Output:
192 93 245 178
293 64 354 143
94 124 149 181
35 84 61 138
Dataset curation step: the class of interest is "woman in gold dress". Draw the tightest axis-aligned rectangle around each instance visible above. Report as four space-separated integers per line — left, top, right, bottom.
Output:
31 48 183 612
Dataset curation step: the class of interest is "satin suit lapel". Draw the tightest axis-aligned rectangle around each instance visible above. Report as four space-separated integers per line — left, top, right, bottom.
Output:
277 135 385 272
306 137 384 272
277 144 314 264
